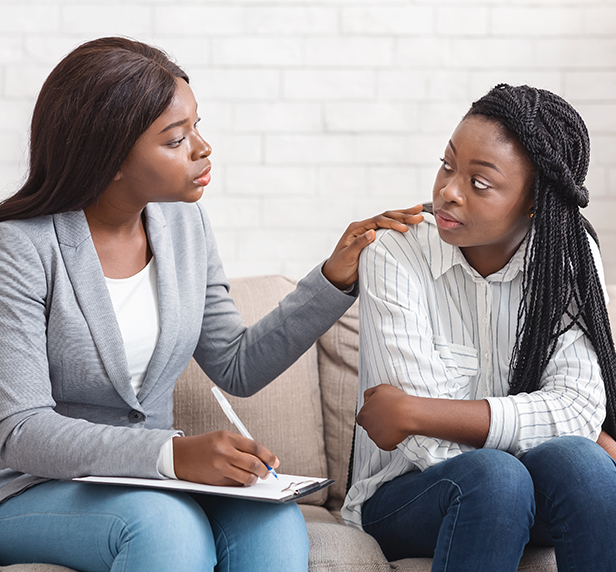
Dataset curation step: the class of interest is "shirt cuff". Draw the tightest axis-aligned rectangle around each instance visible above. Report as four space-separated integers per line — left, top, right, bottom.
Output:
484 397 519 453
157 435 179 479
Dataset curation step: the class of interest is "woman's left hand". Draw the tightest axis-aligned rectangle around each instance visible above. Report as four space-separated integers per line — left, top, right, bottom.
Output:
322 205 424 290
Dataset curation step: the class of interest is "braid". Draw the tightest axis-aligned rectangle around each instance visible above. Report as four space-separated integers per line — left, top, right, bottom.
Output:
467 84 616 437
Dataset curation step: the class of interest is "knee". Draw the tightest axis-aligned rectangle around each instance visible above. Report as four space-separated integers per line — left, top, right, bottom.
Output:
522 436 616 499
455 450 535 519
250 502 309 560
102 488 216 560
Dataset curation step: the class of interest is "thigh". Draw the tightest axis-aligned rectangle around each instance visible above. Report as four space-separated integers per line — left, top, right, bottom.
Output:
192 494 309 572
0 480 217 572
521 436 616 571
362 449 534 566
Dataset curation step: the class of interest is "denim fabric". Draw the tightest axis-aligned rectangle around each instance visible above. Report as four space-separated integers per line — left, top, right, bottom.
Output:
520 436 616 571
0 480 309 572
363 437 616 572
362 448 535 571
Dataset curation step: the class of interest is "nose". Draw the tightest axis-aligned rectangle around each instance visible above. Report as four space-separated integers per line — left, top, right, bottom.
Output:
439 176 464 205
192 132 212 160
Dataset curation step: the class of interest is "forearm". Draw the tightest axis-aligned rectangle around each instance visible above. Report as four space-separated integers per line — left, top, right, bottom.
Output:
405 395 491 449
0 410 176 480
357 384 491 451
195 263 355 397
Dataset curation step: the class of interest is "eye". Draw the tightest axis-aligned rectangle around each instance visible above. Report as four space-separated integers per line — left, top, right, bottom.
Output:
471 177 489 190
167 137 185 148
440 158 453 172
194 117 202 128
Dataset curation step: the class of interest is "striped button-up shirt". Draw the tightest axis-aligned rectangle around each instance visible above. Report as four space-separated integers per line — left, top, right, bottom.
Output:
342 213 607 529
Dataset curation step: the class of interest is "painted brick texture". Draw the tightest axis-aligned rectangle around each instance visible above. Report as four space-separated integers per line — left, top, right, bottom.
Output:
0 0 615 282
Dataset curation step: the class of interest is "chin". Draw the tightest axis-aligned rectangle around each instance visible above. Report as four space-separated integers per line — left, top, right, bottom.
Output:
182 188 205 203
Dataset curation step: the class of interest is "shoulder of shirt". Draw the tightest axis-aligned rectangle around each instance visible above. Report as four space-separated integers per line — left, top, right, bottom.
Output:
370 212 444 258
372 212 438 248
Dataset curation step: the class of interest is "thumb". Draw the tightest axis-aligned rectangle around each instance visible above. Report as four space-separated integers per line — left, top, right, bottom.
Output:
347 229 376 255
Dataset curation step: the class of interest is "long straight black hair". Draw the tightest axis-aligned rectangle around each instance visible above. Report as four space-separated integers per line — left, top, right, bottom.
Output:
0 37 189 222
464 84 616 436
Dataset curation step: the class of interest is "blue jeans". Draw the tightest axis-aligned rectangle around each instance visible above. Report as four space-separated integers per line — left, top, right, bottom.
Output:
362 436 616 572
0 480 309 572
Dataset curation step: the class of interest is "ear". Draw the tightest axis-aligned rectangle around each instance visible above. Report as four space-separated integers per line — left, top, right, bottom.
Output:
113 170 123 182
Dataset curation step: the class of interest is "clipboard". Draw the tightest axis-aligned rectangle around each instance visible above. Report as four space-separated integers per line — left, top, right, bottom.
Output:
71 474 334 504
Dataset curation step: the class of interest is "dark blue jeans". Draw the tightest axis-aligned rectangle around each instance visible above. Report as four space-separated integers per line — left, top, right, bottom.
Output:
362 436 616 572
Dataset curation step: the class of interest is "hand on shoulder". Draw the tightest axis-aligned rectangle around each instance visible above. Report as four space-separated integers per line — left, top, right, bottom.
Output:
322 205 424 290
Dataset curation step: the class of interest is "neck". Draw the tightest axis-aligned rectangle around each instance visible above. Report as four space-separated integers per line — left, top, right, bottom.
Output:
84 197 146 236
460 240 525 278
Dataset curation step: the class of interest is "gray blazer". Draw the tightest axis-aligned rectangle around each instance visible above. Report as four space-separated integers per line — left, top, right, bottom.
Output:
0 202 355 502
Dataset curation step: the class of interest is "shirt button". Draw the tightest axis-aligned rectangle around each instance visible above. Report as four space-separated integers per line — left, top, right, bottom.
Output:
483 390 489 397
484 352 490 359
128 410 145 423
482 317 488 324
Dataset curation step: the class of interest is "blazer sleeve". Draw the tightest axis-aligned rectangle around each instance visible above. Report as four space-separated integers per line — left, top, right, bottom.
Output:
192 203 357 396
0 222 177 482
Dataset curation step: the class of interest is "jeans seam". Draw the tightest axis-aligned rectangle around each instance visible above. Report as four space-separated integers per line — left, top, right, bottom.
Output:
363 478 462 528
441 485 462 572
206 515 228 572
534 488 573 572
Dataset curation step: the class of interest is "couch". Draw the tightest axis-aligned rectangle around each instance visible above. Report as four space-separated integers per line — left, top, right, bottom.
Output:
6 276 616 572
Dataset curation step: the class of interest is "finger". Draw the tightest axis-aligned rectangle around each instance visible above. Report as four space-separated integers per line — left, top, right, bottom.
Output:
349 211 424 236
232 436 278 478
363 386 377 400
383 204 423 216
219 462 264 487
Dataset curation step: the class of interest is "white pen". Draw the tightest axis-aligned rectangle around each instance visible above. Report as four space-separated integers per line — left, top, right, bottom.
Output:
211 386 279 479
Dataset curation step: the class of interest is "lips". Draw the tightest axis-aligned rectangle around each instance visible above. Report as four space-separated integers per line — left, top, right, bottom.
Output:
193 164 211 186
435 210 462 230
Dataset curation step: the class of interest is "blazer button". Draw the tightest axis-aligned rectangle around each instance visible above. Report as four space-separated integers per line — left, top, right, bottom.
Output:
128 410 145 423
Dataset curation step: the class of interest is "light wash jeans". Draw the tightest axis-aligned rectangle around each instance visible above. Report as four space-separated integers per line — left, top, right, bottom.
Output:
362 436 616 572
0 480 309 572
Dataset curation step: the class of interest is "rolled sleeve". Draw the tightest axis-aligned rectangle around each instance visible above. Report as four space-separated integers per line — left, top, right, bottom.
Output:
485 396 519 453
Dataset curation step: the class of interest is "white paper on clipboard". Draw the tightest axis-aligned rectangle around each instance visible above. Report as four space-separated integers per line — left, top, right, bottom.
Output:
71 473 334 504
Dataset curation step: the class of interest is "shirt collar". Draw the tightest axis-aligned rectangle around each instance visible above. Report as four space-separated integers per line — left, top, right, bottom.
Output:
418 213 528 283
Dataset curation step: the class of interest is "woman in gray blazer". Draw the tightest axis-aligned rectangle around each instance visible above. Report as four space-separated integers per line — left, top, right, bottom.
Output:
0 37 423 571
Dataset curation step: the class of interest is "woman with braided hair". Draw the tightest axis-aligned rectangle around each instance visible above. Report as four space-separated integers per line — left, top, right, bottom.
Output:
342 84 616 571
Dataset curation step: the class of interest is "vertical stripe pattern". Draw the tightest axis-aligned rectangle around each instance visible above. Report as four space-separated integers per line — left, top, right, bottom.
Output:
342 214 606 529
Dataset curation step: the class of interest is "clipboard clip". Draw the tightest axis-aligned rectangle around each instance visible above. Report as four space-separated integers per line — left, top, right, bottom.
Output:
281 480 318 495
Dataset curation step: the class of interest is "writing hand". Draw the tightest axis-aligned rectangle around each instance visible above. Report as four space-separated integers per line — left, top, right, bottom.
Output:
322 205 424 290
173 431 280 486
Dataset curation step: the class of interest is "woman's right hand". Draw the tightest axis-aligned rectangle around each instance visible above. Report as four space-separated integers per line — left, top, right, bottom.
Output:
173 431 279 486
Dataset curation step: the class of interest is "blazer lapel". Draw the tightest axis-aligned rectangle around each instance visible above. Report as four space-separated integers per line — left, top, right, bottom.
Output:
53 211 141 409
136 204 180 401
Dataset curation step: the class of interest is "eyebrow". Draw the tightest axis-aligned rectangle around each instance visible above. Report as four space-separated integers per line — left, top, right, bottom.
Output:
158 118 189 135
447 140 504 175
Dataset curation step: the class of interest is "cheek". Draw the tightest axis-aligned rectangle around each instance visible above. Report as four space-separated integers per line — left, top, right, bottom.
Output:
432 172 444 197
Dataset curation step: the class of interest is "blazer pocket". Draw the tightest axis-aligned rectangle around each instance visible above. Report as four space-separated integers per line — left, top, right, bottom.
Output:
433 336 479 378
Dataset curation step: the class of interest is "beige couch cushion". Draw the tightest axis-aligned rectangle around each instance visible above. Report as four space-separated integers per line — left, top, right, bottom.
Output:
317 300 360 511
173 275 329 504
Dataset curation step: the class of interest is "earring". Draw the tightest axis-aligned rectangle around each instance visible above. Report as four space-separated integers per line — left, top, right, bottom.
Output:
529 212 534 219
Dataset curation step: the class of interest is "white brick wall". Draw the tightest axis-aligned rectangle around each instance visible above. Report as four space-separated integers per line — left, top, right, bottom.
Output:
1 0 615 283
